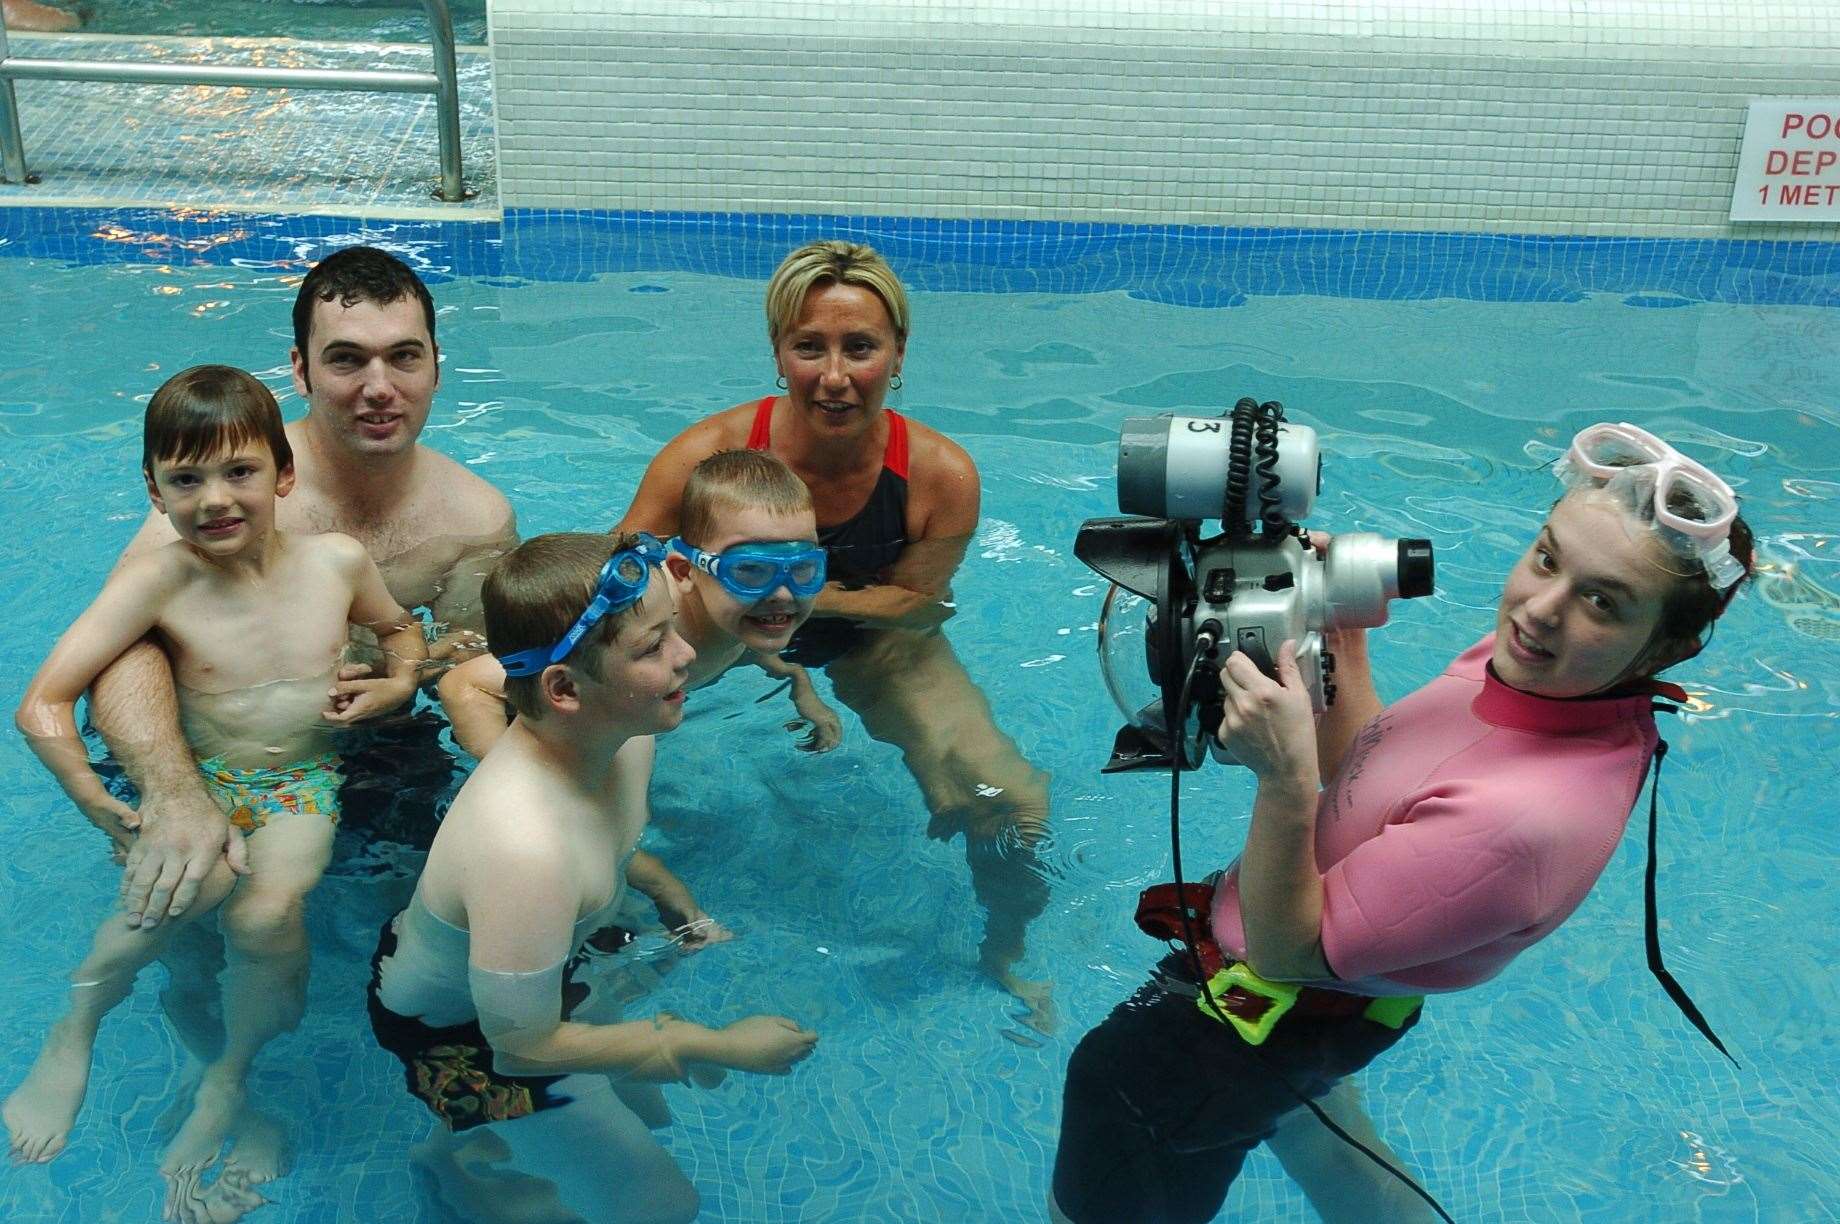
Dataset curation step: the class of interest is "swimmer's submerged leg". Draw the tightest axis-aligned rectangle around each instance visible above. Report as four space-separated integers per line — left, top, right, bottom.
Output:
411 1127 573 1224
415 1078 699 1224
967 830 1057 1034
4 863 235 1164
159 920 228 1066
827 628 1058 1031
162 810 332 1189
222 1107 291 1186
153 921 230 1139
1267 1078 1441 1223
162 1166 271 1224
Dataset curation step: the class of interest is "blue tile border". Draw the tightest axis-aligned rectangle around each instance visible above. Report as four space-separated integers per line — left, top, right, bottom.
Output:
0 208 503 284
2 206 1839 307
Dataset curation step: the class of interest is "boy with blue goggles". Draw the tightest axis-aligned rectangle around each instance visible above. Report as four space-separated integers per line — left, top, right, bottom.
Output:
497 533 670 677
667 537 827 602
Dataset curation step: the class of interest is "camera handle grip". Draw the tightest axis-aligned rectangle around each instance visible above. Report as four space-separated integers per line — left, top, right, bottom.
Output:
1228 624 1278 681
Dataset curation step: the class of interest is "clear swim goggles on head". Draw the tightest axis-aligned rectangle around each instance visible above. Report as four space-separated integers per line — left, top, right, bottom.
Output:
497 534 669 677
668 537 827 602
1555 422 1746 592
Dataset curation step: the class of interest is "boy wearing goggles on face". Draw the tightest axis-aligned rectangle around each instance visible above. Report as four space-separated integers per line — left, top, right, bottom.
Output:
441 450 841 759
371 533 818 1224
438 452 837 962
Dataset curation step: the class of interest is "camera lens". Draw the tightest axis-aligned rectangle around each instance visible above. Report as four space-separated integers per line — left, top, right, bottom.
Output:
1397 540 1435 599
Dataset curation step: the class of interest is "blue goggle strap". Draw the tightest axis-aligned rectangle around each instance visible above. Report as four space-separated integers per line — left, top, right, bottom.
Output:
668 536 722 580
497 536 666 677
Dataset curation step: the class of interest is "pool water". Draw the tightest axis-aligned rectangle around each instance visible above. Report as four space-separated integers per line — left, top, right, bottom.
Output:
41 0 488 45
1 217 1836 1222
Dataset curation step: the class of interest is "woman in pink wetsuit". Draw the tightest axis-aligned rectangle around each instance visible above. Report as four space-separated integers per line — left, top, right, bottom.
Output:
1050 424 1755 1224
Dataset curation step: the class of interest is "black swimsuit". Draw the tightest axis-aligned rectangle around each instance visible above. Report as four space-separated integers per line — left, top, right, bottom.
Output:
747 394 910 667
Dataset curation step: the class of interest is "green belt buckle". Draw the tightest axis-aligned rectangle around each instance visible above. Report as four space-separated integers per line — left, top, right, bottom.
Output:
1361 995 1424 1029
1196 963 1300 1045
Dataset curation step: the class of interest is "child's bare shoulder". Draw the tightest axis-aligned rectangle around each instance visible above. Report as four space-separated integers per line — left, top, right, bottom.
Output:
285 530 376 588
110 538 206 599
442 764 575 868
294 529 369 567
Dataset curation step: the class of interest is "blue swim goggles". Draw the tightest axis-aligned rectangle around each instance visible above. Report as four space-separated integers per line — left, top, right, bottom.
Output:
668 537 827 602
497 534 669 677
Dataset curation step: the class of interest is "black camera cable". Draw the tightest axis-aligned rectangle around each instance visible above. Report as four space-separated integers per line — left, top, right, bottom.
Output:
1163 640 1457 1223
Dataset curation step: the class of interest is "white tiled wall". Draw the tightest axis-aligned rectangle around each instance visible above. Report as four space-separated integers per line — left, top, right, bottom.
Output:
490 0 1840 237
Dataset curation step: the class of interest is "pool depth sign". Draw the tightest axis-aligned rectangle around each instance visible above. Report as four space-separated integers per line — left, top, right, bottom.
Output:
1731 100 1840 221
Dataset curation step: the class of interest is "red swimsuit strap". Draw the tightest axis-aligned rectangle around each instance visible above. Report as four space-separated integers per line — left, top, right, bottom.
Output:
883 410 910 480
746 395 775 450
748 395 909 480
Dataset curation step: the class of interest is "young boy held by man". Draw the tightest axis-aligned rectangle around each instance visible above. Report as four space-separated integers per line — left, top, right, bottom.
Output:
4 365 426 1220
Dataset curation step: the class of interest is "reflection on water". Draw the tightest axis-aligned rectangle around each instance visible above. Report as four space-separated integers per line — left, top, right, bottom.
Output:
65 0 489 43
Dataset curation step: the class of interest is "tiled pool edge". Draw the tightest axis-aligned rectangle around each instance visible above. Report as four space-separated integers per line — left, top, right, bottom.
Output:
2 206 1839 308
489 0 1840 240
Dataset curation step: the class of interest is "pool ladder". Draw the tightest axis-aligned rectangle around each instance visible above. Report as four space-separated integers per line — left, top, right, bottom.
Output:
0 0 472 201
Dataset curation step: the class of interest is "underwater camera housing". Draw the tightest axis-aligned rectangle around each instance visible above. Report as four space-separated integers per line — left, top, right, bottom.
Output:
1076 398 1435 771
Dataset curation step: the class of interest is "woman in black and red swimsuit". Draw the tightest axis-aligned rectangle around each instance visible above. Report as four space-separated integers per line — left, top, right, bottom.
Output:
620 240 1056 1031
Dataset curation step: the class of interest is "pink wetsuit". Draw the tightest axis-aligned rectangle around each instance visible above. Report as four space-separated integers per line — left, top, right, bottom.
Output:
1209 635 1660 996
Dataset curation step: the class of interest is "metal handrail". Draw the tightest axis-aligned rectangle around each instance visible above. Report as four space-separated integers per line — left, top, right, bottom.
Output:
0 0 470 201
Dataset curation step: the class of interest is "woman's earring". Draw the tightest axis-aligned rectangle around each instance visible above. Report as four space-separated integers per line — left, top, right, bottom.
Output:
776 374 788 389
890 373 903 391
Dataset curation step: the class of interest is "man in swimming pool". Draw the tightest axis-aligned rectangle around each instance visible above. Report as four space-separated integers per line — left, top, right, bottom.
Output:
88 245 519 931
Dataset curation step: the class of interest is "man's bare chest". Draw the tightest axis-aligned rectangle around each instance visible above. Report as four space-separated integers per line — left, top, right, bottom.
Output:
279 491 456 611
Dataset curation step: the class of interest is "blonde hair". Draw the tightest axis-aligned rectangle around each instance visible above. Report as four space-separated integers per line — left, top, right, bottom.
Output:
484 532 645 719
764 240 909 347
680 450 813 548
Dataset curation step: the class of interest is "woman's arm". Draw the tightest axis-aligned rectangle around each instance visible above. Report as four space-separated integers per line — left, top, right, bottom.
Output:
1315 627 1382 782
809 535 971 629
617 417 736 538
809 431 981 629
1215 642 1332 982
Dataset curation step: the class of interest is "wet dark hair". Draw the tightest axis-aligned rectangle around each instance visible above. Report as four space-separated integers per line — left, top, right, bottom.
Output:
142 365 292 477
1646 513 1754 674
291 246 437 380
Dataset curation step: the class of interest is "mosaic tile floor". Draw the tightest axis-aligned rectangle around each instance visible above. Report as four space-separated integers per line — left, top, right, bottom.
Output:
0 33 496 217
